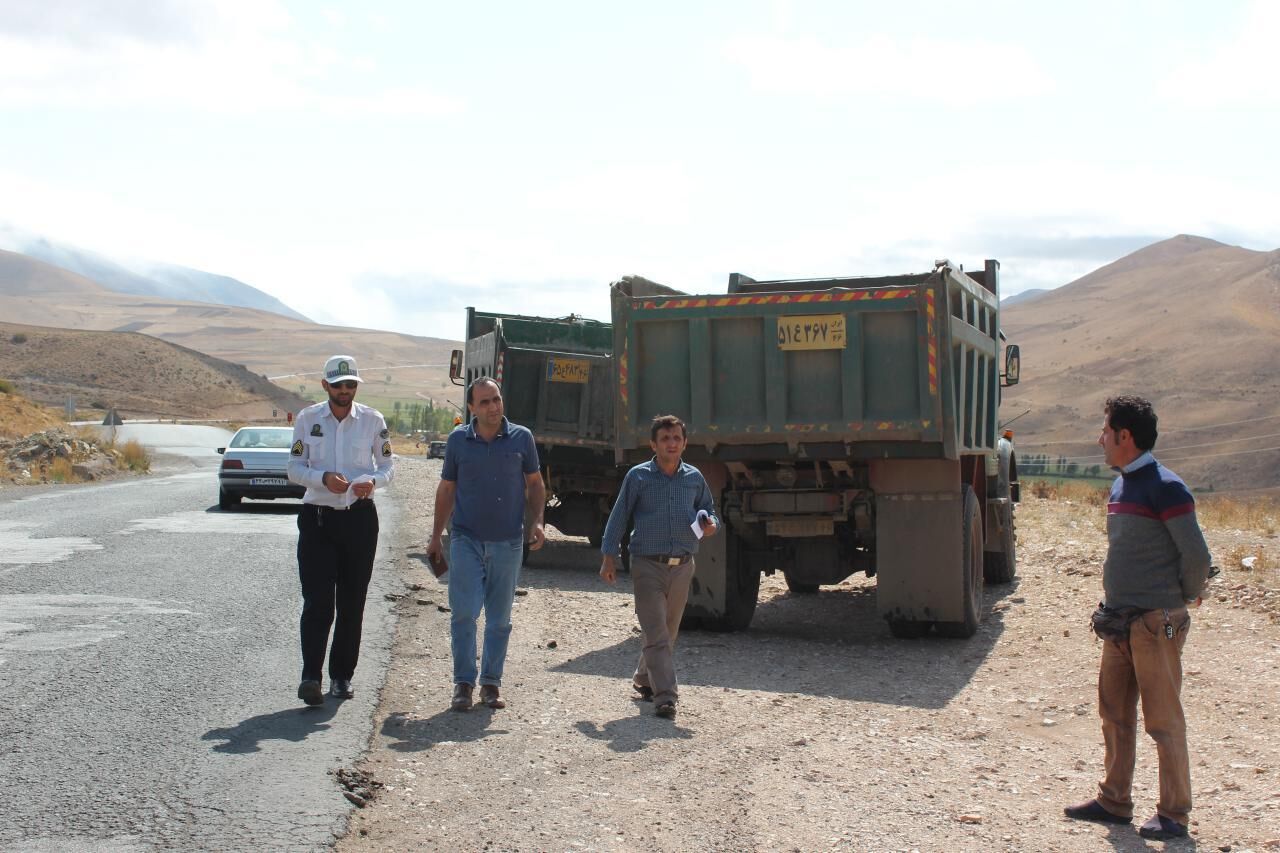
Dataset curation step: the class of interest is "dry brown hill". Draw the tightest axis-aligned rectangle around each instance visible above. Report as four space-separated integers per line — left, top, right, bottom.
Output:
0 380 64 438
1001 234 1280 492
0 251 463 412
0 321 312 421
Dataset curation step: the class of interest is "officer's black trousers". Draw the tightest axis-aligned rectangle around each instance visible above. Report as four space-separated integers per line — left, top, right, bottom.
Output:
297 500 379 682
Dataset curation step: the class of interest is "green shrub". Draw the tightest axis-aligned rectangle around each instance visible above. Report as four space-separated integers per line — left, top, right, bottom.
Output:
10 333 26 344
0 378 14 394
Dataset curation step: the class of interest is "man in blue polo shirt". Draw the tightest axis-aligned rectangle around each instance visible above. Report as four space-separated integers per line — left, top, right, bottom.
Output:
599 414 718 719
427 377 545 712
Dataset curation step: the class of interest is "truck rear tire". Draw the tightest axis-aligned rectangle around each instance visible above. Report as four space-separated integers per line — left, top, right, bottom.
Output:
784 573 820 595
936 486 983 639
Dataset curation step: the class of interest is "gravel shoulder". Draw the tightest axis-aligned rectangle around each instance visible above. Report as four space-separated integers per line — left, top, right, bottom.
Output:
341 456 1280 852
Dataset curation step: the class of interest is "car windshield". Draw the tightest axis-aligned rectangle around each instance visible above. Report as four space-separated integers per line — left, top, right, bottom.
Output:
229 428 294 449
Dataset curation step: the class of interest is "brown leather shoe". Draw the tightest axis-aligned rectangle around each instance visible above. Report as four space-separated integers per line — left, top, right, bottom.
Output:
450 683 473 712
479 684 506 709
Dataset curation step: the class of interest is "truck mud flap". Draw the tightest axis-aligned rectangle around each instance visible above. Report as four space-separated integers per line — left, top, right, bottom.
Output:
681 532 759 632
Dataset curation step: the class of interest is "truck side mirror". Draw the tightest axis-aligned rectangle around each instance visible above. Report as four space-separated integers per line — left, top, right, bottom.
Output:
449 349 464 385
1003 344 1020 386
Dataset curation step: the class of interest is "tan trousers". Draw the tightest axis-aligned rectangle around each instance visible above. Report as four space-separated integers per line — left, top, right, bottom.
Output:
630 556 695 706
1097 607 1192 824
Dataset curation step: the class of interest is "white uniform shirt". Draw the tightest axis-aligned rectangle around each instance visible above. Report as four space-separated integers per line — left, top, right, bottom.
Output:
287 401 395 507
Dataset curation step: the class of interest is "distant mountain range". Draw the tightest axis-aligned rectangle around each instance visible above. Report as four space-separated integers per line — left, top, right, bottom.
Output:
1001 288 1048 307
0 247 462 418
0 225 309 321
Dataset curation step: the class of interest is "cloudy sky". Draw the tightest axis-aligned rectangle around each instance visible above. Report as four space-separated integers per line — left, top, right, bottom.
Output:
2 0 1277 340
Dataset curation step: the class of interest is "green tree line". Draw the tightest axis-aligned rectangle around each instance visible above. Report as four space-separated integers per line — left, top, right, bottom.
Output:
387 400 459 436
1019 453 1105 479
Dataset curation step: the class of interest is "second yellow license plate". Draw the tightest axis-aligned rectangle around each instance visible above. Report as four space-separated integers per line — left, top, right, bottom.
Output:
547 357 591 383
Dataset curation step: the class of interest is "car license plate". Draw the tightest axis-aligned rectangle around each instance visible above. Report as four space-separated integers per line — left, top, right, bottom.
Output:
249 477 288 486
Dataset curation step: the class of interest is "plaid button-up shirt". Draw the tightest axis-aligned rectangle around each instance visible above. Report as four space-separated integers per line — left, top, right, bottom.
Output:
601 457 718 560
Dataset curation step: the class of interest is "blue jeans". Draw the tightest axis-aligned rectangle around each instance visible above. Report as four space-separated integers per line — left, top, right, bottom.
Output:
448 532 523 687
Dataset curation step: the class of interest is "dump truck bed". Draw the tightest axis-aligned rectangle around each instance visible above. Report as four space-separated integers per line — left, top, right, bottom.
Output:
610 263 1002 461
463 309 614 449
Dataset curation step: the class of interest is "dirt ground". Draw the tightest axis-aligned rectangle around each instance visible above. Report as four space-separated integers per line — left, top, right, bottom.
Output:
339 456 1280 852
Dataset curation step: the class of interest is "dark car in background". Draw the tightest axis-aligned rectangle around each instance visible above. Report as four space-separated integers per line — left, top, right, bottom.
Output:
217 426 305 510
428 440 447 459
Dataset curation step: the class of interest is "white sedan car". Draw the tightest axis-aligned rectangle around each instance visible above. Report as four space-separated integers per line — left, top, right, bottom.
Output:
217 426 305 510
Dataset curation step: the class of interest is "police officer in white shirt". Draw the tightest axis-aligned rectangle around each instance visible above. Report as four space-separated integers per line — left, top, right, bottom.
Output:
287 355 394 706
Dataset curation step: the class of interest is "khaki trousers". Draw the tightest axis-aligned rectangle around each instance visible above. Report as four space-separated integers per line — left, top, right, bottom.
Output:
1097 607 1192 824
630 556 696 706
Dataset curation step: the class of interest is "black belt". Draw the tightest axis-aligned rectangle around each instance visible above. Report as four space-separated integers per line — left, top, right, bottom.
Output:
305 499 374 515
639 554 692 566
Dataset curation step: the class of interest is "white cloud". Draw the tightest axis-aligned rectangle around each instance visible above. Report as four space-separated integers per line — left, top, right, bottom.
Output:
1160 1 1280 104
721 32 1053 104
0 0 459 116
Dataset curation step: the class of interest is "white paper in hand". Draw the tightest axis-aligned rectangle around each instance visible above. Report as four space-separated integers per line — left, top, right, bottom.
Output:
690 510 710 540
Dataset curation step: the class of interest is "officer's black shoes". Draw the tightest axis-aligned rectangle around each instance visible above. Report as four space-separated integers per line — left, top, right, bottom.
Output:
1138 814 1188 840
1063 799 1132 824
329 679 354 699
450 683 473 712
297 680 324 707
655 701 676 719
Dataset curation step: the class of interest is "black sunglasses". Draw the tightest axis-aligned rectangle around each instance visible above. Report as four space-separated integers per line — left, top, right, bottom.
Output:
330 380 358 390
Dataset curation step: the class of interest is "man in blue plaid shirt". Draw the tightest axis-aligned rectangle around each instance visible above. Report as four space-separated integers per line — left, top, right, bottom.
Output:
600 414 718 719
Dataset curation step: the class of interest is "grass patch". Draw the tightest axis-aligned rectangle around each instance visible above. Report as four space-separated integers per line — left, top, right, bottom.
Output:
119 439 150 473
0 378 14 395
1196 494 1279 535
1026 479 1108 506
48 456 80 483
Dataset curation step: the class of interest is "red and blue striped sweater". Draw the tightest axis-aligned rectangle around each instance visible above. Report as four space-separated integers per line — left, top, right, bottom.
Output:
1103 457 1212 610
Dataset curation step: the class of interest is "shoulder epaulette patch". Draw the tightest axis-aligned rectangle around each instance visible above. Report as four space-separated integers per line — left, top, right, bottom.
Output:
382 441 392 458
380 428 389 438
291 439 304 456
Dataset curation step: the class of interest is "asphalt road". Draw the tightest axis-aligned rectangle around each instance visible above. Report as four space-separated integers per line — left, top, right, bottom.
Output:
0 425 400 851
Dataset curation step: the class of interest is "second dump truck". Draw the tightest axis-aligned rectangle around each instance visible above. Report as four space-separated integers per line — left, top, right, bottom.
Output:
451 308 621 549
610 260 1021 637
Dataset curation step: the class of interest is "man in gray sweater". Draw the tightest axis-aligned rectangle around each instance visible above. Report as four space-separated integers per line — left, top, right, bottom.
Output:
1064 396 1212 841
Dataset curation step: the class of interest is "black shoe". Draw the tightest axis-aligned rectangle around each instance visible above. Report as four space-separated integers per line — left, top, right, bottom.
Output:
655 701 676 719
450 683 473 712
632 683 654 701
478 684 506 709
1063 799 1131 825
329 679 354 699
297 680 324 707
1138 814 1188 840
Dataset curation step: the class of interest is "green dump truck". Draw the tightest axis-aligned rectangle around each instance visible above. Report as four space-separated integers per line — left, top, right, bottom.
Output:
610 260 1021 637
450 308 621 548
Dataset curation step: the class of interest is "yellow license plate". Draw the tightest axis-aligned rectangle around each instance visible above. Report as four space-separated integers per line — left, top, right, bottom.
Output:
777 314 846 350
547 357 591 383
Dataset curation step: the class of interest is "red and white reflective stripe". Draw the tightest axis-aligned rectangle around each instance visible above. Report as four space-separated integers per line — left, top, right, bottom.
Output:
635 288 915 310
495 352 504 388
